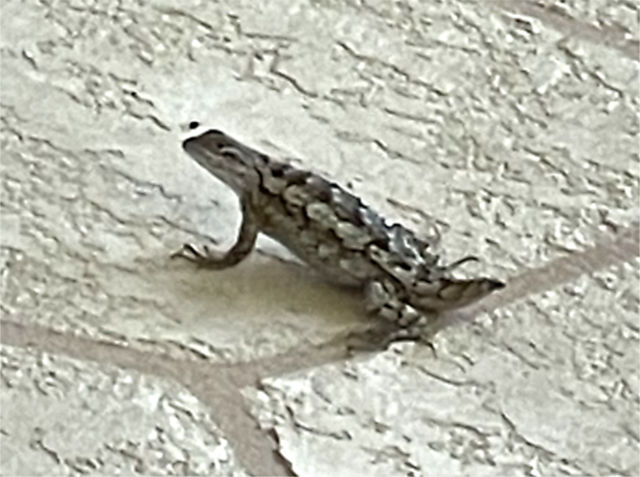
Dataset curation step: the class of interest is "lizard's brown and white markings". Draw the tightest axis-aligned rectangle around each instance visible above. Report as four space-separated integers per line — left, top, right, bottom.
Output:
173 129 505 345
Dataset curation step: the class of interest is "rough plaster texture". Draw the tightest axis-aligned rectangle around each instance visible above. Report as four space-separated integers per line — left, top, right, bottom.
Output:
248 261 639 477
0 0 638 476
1 345 245 476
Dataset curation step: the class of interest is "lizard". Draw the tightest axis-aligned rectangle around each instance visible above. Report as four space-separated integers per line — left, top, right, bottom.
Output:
172 125 505 344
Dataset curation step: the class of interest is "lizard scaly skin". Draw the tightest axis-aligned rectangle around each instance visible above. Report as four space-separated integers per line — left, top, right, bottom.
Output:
173 127 505 343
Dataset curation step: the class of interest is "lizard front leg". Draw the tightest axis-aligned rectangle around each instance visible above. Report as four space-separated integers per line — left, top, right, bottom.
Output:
172 199 258 269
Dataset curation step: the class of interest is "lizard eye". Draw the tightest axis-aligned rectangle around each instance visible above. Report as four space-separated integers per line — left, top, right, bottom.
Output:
219 147 240 159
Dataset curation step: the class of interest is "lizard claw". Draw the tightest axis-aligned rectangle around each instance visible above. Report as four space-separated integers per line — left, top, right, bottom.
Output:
170 242 232 269
171 243 206 263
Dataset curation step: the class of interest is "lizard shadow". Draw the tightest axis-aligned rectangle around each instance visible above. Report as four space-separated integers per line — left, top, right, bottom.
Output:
163 249 370 340
162 247 503 354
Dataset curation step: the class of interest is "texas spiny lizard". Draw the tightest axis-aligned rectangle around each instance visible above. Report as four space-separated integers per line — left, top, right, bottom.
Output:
173 127 505 344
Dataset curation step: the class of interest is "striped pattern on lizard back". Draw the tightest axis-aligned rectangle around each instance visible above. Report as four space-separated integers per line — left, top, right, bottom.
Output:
250 155 440 288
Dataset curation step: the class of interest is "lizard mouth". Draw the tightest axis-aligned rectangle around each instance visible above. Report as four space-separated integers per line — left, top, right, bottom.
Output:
181 135 201 152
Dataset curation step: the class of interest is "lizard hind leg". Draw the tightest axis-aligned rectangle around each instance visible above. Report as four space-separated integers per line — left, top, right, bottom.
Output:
364 278 430 330
442 255 480 272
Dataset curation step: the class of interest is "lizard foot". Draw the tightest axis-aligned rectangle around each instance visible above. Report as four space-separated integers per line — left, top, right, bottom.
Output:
170 243 224 267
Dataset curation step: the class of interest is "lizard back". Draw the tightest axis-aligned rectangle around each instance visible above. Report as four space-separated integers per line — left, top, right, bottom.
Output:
251 154 441 288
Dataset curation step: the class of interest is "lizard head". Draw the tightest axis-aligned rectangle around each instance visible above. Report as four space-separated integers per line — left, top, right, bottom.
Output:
182 128 262 196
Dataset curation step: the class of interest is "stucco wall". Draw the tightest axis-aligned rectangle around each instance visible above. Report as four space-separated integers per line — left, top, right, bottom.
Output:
1 0 638 475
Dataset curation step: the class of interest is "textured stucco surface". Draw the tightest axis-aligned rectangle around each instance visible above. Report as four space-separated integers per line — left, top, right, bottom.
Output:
1 0 638 476
1 345 245 476
248 261 639 476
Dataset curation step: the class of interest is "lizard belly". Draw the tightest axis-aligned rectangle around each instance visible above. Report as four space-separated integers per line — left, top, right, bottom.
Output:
252 174 391 288
259 214 381 287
